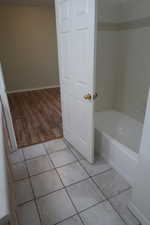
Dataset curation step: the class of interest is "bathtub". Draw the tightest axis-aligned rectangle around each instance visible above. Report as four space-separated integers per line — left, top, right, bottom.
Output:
95 111 143 185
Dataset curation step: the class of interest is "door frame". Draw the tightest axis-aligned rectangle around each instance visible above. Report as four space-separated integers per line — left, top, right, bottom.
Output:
0 63 17 151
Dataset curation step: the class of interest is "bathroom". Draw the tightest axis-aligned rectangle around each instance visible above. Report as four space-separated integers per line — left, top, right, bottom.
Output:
1 0 150 225
95 0 150 185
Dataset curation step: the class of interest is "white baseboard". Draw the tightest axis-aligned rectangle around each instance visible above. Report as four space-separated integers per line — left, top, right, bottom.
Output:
7 85 60 94
129 202 150 225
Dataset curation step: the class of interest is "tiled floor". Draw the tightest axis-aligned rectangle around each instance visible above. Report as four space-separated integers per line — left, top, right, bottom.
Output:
10 139 141 225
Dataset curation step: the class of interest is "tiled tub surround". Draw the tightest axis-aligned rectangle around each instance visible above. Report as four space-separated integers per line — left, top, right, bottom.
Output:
9 139 140 225
96 0 150 124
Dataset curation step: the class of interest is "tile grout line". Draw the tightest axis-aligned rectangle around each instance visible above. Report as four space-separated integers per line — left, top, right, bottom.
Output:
73 199 106 215
106 186 132 201
21 149 44 225
49 159 78 170
16 186 66 207
11 147 73 166
62 141 126 224
56 141 108 224
56 177 85 224
66 142 132 225
127 206 142 225
90 174 133 225
44 143 97 225
44 147 84 225
16 199 36 208
15 143 91 205
16 182 131 209
54 214 79 225
15 168 55 182
64 187 85 225
107 199 137 225
86 180 128 224
77 158 131 225
11 141 82 224
12 159 112 188
11 139 78 165
12 140 135 225
8 153 23 225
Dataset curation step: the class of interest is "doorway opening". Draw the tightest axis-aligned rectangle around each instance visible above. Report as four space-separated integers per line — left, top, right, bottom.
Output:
0 2 63 148
8 88 62 148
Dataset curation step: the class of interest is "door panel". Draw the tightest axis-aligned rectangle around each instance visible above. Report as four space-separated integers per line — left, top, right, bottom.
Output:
59 0 71 33
61 35 72 80
75 30 92 84
75 0 89 29
55 0 96 162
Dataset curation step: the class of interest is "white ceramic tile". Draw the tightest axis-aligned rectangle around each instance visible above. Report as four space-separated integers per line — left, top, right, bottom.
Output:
23 144 46 160
17 201 41 225
10 150 24 164
57 215 83 225
44 139 67 154
93 169 130 198
80 201 125 225
15 179 34 205
80 158 111 176
31 170 63 197
12 162 28 181
70 147 84 161
57 162 89 186
67 179 105 212
38 189 76 225
27 155 53 176
110 190 140 225
50 150 77 167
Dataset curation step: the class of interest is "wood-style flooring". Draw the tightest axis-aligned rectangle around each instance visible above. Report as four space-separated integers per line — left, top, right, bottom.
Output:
8 88 63 148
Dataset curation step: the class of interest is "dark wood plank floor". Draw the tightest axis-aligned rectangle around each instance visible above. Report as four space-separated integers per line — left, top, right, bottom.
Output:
8 88 63 148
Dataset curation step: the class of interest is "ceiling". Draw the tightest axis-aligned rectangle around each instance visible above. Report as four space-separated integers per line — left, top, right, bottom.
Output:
0 0 54 7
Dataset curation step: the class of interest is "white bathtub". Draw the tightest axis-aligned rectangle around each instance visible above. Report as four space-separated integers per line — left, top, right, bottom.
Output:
95 111 143 185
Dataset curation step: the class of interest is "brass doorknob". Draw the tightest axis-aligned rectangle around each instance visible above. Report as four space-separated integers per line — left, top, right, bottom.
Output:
84 93 92 100
83 92 98 100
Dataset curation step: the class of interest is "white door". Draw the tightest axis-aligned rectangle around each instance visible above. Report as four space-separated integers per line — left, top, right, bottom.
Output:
0 63 17 151
55 0 97 162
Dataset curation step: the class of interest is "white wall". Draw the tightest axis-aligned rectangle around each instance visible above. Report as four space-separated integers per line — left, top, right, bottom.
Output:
96 31 120 111
97 0 122 23
121 0 150 22
115 27 150 123
129 89 150 225
0 5 59 92
96 0 121 111
115 1 150 123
